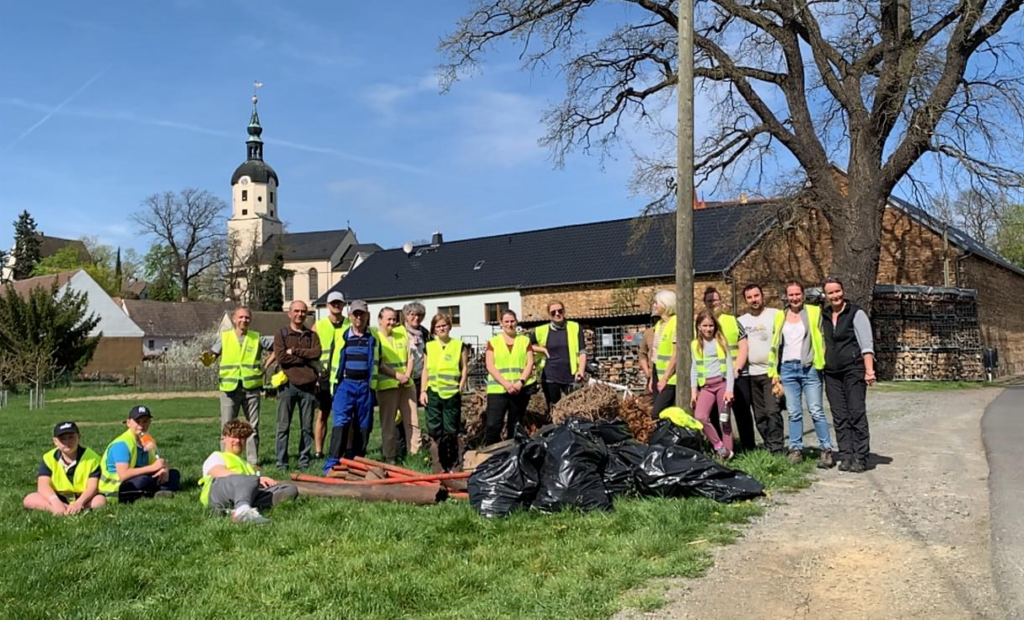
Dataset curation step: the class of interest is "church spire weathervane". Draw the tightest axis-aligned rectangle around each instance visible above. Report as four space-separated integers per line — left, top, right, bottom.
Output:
246 80 265 162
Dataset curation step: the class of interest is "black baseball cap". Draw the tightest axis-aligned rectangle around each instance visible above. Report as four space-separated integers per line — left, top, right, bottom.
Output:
128 405 153 421
53 421 80 437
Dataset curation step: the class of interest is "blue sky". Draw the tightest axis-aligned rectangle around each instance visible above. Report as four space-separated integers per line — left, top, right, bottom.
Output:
0 1 664 254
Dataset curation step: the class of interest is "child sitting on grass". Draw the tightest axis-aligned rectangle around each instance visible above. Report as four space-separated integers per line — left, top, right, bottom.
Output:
23 421 106 515
200 419 298 524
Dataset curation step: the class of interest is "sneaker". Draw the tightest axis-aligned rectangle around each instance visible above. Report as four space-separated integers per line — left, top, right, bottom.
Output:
153 490 175 499
848 458 867 473
715 446 734 461
818 449 835 469
313 452 324 460
231 506 271 525
787 449 803 465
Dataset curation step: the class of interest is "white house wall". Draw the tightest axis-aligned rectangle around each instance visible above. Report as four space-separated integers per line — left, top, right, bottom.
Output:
63 271 145 337
317 290 522 346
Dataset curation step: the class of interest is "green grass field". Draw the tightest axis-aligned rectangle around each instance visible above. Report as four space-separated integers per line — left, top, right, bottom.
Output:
0 394 813 619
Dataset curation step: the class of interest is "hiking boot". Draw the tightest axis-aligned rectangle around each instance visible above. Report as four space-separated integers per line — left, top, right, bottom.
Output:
231 506 271 525
817 449 835 469
787 449 803 465
837 458 851 472
313 451 324 460
848 458 867 473
715 446 734 461
153 490 175 499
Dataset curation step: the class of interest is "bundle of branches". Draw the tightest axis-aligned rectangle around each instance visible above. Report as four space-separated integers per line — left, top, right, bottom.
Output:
522 389 551 435
550 383 620 425
619 394 656 443
461 389 488 446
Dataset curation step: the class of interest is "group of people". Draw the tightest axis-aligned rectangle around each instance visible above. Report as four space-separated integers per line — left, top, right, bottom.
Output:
24 406 296 523
642 279 875 472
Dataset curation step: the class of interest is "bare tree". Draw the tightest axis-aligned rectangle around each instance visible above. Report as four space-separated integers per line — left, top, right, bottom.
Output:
932 187 1011 244
131 189 227 302
441 0 1024 303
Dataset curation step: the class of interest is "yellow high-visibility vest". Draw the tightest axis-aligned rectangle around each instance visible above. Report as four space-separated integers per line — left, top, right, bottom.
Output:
486 334 529 395
768 305 825 377
376 329 411 391
426 337 463 399
654 315 678 386
99 429 155 495
199 451 256 507
691 339 728 387
42 447 101 500
219 330 263 391
533 321 581 381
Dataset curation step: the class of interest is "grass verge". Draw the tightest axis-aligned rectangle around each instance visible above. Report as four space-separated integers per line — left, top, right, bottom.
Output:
0 395 812 619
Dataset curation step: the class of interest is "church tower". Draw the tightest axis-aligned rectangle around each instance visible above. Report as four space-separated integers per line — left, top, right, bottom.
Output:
228 92 282 264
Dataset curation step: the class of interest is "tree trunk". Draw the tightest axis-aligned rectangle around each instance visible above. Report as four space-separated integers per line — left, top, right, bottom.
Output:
827 186 888 309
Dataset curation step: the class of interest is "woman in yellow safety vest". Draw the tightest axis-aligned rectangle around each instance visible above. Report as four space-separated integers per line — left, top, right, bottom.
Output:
375 307 416 464
651 289 679 417
419 312 469 471
483 309 535 445
23 421 106 515
689 310 736 460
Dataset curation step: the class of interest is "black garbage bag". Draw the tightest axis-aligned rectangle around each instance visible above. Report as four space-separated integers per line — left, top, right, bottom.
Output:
648 419 705 451
603 439 647 498
561 417 634 445
533 424 612 513
635 444 764 503
468 438 546 518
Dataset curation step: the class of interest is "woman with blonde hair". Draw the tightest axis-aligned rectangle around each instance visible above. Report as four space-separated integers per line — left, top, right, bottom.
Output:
651 289 678 416
689 310 736 460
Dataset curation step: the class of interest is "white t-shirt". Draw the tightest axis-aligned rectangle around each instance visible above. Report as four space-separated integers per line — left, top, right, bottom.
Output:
781 319 806 363
202 453 227 477
738 308 779 376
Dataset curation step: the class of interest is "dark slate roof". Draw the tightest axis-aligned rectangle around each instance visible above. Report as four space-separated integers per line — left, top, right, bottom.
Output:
231 159 279 186
318 201 779 303
334 243 383 271
123 300 236 338
887 196 1024 277
260 229 353 262
37 234 90 262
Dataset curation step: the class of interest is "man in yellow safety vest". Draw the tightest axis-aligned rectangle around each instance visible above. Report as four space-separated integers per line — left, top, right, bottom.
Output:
312 291 349 460
202 307 274 465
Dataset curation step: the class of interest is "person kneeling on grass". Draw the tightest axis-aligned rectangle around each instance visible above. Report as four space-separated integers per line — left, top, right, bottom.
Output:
99 405 181 503
200 419 298 524
23 421 106 515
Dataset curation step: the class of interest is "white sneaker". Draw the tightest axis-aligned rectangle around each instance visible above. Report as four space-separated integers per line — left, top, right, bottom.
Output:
231 506 271 525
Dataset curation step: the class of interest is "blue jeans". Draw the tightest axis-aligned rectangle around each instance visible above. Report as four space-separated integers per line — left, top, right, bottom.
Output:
780 361 833 451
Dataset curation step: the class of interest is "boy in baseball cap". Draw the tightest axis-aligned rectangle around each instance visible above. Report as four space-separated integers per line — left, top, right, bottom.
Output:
99 405 180 503
23 421 106 515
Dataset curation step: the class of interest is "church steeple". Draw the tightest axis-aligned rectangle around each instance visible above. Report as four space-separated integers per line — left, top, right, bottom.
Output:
246 94 264 161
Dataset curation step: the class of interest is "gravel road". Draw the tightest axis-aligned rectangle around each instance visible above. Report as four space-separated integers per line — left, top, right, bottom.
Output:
618 386 1012 619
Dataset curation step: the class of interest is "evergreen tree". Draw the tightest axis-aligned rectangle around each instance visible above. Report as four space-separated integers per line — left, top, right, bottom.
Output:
0 280 101 379
11 210 41 280
115 247 123 293
257 250 291 312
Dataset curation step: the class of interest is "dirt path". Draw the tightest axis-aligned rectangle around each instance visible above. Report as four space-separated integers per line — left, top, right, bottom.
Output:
51 391 218 403
618 387 1010 619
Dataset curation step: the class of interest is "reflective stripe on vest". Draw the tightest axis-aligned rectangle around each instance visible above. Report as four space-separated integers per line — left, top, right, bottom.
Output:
99 429 154 495
427 337 463 399
654 315 678 387
691 339 728 387
376 329 410 392
43 447 101 500
487 335 529 394
533 321 580 382
219 330 262 391
718 314 741 359
199 451 256 507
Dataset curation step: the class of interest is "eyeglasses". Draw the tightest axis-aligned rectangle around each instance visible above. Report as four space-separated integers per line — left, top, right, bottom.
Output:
550 309 564 316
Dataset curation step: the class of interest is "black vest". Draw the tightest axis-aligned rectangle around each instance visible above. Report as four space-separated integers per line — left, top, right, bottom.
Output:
823 302 864 372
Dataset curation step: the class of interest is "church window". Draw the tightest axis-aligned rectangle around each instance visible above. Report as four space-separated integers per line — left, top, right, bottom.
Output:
257 196 263 202
270 192 275 204
270 210 275 218
241 209 248 215
242 190 248 201
308 268 318 300
284 273 294 301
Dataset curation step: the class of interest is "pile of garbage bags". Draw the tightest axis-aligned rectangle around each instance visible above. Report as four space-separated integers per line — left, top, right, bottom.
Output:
468 418 765 518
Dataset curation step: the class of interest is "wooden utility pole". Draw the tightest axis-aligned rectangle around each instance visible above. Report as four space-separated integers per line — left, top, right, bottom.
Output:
675 0 695 408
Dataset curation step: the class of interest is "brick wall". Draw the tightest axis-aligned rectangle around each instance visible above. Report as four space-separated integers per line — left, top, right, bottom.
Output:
520 277 728 322
958 256 1024 376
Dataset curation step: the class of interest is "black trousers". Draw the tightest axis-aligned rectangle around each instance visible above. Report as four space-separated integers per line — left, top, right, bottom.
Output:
732 375 757 451
483 391 530 445
117 469 181 504
748 374 786 452
542 381 573 409
824 366 870 461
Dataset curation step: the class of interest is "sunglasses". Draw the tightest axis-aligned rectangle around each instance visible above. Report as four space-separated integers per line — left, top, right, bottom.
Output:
550 308 565 316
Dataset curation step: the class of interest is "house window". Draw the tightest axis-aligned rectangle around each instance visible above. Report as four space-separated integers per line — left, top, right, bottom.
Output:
284 272 294 301
308 268 318 300
270 192 275 204
485 302 509 324
438 305 461 326
241 209 248 215
242 190 248 201
147 339 155 349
